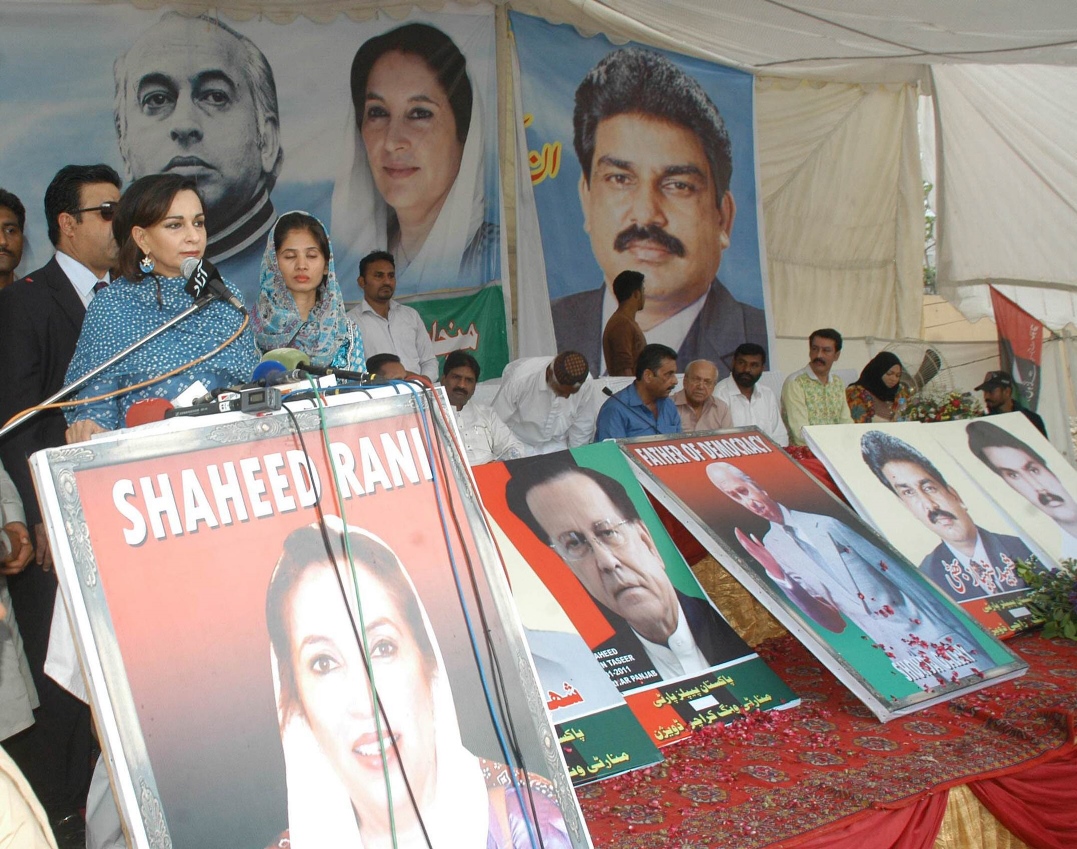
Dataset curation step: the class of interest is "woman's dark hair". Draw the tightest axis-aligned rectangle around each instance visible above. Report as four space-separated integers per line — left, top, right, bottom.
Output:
273 212 330 291
273 212 329 262
115 174 203 281
350 23 473 146
266 525 437 720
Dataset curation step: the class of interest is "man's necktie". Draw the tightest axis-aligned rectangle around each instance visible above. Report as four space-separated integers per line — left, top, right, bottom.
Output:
92 280 108 294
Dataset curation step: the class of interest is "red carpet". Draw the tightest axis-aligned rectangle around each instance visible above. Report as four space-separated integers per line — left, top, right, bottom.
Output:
576 631 1077 848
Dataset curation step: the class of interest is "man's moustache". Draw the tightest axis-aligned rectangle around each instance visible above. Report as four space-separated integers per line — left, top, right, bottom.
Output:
1038 491 1066 507
613 224 685 257
733 371 760 387
927 508 957 525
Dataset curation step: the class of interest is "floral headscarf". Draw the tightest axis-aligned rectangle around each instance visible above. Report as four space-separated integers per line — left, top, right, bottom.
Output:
253 211 365 370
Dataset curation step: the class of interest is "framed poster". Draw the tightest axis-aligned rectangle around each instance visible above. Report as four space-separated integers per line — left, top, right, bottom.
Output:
619 429 1025 722
474 442 798 751
33 389 590 849
806 421 1055 636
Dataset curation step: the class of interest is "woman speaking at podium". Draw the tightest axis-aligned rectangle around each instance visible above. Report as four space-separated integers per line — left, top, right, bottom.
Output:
63 174 258 442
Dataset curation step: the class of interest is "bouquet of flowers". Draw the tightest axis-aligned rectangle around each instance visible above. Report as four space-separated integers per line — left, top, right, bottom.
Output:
1017 560 1077 640
904 390 984 423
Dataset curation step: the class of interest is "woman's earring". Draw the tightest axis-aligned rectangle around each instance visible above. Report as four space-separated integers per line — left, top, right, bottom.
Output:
139 254 155 274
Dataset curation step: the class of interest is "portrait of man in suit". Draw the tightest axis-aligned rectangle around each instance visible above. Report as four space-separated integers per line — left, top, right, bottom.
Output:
113 12 282 271
552 47 767 376
0 162 121 837
860 429 1037 600
506 459 743 687
966 419 1077 561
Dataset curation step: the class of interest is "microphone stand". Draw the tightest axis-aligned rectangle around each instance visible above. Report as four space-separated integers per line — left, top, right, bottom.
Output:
601 386 661 434
0 295 218 441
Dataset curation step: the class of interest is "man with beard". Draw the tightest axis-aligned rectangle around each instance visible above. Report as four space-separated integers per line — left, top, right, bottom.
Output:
714 343 787 445
860 430 1037 599
967 420 1077 561
348 251 437 381
0 189 25 290
594 344 682 441
673 359 731 432
974 370 1047 438
440 350 523 466
552 47 767 376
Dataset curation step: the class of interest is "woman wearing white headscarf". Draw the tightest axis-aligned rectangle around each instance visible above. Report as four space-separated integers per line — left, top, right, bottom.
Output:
265 521 569 849
331 23 498 297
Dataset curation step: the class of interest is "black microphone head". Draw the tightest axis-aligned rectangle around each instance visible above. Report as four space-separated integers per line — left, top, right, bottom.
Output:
602 386 614 397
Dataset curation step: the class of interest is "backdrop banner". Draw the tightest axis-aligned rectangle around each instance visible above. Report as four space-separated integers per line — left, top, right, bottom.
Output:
510 12 770 377
0 3 508 373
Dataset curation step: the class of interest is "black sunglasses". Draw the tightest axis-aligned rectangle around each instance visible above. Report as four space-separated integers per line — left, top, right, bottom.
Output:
73 201 118 222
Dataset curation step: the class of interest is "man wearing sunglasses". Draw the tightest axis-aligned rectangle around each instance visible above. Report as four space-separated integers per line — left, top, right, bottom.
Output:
0 163 121 844
506 460 742 687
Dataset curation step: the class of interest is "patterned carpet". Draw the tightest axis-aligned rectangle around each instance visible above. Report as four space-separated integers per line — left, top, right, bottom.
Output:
575 630 1077 848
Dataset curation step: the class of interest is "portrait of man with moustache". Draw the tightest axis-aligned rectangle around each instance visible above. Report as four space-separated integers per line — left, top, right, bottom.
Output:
551 47 767 376
859 430 1039 601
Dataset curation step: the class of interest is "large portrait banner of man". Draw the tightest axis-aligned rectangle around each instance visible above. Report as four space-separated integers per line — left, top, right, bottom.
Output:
619 430 1024 721
474 442 798 750
931 413 1077 566
31 391 588 849
805 421 1058 638
510 13 771 376
0 4 509 373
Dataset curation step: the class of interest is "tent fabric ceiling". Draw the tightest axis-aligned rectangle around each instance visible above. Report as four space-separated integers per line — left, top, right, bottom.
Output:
50 0 1077 80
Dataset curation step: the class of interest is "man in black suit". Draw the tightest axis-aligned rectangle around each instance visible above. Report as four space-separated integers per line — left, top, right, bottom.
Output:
0 188 26 289
860 430 1037 601
0 163 121 843
552 47 767 376
506 459 745 686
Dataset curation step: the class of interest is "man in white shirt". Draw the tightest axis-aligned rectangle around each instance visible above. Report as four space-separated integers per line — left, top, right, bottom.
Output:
492 352 599 455
441 351 524 466
715 343 788 446
707 462 983 687
347 251 437 381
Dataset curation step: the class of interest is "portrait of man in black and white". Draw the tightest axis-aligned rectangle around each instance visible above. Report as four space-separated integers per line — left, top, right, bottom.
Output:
113 12 282 275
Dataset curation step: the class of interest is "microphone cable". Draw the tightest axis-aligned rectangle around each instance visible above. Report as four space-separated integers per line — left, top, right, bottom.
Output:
296 376 433 849
2 313 250 429
400 378 546 849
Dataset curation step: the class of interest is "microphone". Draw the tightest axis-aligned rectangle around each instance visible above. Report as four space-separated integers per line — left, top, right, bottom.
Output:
251 360 288 383
260 347 310 371
258 348 376 384
182 257 246 313
124 398 174 428
601 386 660 434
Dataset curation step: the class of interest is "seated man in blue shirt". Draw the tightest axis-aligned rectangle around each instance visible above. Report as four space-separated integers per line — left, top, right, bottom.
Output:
595 343 682 441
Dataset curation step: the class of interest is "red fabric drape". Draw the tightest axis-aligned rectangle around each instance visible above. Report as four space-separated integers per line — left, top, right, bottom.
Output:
778 792 949 849
969 743 1077 849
